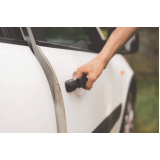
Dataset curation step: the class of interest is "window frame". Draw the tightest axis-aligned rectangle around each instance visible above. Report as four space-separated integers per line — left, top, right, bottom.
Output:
0 27 28 46
31 27 106 53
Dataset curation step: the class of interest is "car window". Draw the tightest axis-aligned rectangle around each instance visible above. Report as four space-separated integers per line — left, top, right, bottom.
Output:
21 27 33 52
0 27 27 46
21 27 29 37
43 27 92 50
0 28 4 37
21 27 30 42
0 27 24 40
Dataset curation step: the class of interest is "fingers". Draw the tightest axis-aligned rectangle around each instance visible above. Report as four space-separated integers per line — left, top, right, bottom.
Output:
85 75 96 90
77 66 97 90
76 66 87 79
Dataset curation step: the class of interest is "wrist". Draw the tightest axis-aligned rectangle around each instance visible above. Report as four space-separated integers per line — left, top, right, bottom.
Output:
98 51 110 68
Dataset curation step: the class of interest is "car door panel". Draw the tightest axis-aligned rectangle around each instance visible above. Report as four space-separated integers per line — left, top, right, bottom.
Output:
0 43 57 132
38 46 123 132
27 27 134 133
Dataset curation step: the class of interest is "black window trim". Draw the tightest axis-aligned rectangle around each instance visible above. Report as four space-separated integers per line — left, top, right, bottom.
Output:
36 40 94 53
0 37 28 46
0 27 28 46
30 27 138 55
31 27 106 53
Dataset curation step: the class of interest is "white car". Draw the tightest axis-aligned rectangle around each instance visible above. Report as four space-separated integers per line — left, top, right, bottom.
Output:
0 27 138 133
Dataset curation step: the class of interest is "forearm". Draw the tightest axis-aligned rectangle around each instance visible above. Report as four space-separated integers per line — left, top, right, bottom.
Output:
98 27 140 67
76 27 141 90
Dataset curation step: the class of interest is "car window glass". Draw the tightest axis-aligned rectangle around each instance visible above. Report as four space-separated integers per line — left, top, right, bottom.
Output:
21 27 33 51
0 27 29 47
43 27 92 50
0 28 4 37
0 27 24 40
21 27 30 42
21 27 29 37
100 27 108 39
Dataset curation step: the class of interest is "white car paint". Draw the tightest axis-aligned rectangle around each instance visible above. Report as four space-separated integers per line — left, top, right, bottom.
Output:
37 45 134 133
0 27 135 133
0 43 57 132
109 55 134 132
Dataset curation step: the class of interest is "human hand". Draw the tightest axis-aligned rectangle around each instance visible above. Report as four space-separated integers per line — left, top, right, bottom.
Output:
76 55 107 90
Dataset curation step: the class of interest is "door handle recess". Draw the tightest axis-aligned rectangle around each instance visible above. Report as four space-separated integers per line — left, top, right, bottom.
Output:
65 76 88 92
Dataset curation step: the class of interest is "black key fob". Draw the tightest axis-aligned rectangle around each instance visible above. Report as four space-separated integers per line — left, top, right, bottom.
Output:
65 75 88 92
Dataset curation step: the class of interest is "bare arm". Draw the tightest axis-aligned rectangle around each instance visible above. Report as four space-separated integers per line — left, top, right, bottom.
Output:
77 27 140 90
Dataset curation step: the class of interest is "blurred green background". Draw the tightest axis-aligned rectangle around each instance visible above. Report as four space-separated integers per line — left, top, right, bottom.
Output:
101 27 159 133
134 76 158 132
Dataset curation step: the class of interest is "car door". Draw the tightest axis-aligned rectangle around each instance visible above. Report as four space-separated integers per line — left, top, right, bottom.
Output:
0 27 57 132
27 27 126 133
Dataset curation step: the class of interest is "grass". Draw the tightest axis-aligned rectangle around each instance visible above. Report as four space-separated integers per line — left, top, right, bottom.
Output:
135 75 159 133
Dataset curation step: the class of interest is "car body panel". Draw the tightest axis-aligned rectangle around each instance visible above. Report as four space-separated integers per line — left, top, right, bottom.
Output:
38 45 134 132
109 55 134 132
0 43 57 132
0 27 135 133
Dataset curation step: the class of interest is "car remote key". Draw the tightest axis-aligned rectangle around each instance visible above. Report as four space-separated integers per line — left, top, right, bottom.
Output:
65 75 88 92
